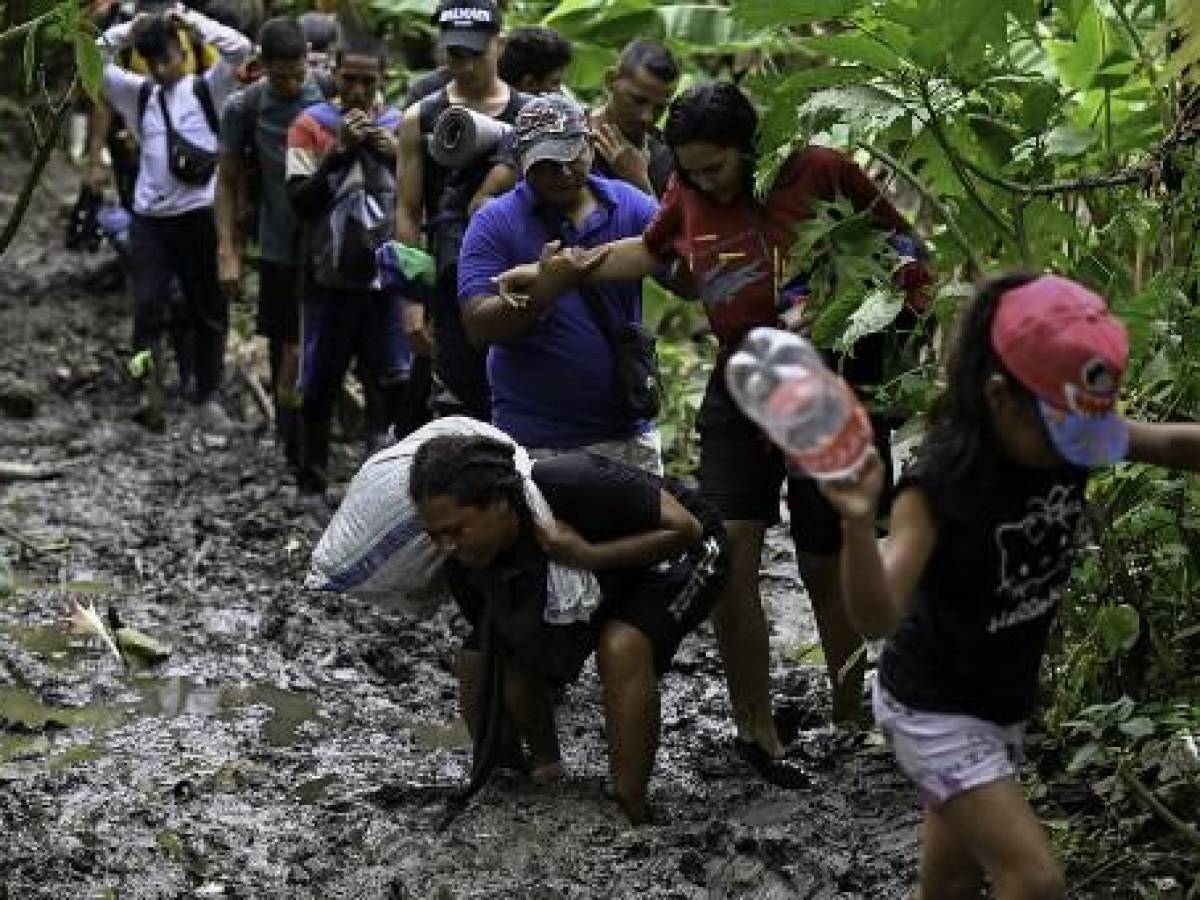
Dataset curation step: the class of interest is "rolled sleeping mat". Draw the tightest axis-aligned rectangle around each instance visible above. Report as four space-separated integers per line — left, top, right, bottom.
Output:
428 105 514 169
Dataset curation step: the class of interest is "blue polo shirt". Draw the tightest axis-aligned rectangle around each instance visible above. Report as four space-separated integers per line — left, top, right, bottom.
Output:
458 176 659 449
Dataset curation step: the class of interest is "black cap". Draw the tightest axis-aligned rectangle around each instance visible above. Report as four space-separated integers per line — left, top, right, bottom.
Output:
434 0 501 54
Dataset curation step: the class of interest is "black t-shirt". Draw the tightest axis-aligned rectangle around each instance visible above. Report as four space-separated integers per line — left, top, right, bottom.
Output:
404 68 454 109
878 455 1089 725
416 86 529 285
443 452 715 680
590 125 674 198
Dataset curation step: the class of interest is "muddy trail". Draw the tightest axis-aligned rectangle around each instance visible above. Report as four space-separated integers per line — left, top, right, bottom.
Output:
0 159 920 898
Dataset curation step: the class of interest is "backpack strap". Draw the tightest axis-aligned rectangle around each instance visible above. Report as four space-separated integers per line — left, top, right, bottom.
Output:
193 76 220 137
137 80 153 128
240 80 264 163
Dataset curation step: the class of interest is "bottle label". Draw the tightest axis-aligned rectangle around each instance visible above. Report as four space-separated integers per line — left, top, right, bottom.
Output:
787 384 873 479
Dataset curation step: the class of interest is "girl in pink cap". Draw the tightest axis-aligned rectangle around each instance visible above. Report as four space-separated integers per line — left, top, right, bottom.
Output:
819 273 1200 899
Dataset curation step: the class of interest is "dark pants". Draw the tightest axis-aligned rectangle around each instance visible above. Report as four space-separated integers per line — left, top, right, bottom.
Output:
430 270 490 420
299 282 411 485
130 209 226 402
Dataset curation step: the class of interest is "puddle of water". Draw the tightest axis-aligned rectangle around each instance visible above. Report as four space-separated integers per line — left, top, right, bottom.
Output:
410 718 471 751
0 687 120 771
0 686 118 731
295 773 340 805
2 624 86 670
133 678 319 747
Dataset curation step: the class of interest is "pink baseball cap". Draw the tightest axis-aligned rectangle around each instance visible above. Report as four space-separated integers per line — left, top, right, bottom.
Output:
991 275 1130 467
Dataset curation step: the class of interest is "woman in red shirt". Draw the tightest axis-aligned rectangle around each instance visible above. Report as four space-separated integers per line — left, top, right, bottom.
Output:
499 82 928 783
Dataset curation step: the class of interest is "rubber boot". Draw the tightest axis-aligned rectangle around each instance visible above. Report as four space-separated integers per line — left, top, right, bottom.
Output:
132 353 166 433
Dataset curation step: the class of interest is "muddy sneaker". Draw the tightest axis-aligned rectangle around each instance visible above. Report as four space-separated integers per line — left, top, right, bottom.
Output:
195 399 234 433
733 738 811 789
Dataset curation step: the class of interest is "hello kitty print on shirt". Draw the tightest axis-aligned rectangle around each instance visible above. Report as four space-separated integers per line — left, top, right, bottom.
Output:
988 483 1084 633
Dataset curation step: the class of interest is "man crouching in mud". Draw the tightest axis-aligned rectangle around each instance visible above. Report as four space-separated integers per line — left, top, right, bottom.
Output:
409 435 727 824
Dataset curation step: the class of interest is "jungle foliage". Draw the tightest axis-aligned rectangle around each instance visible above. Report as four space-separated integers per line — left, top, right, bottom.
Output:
3 0 1198 883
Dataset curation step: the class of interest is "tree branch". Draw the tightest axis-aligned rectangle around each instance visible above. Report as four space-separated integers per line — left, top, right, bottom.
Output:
0 8 58 47
917 82 1020 248
957 155 1150 196
857 141 983 276
1118 764 1200 852
0 76 78 260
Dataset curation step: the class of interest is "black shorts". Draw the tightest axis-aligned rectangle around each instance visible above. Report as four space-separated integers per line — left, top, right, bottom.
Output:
463 535 728 680
697 368 893 555
257 260 301 342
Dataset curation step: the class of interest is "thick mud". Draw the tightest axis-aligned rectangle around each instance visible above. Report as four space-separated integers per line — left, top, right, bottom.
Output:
0 159 928 898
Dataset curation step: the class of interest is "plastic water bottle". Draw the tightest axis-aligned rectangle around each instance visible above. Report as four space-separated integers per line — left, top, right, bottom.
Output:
725 327 873 480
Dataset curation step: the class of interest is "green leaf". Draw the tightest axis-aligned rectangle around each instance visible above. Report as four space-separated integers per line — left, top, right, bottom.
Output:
658 4 743 48
801 32 907 72
0 554 12 600
544 0 661 43
1068 741 1106 773
1096 604 1141 654
795 84 910 135
732 0 863 28
75 33 104 102
563 41 611 94
1118 716 1156 739
835 289 903 352
1043 124 1098 157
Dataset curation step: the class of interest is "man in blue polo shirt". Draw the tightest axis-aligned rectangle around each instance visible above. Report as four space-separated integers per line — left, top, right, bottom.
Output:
457 95 662 473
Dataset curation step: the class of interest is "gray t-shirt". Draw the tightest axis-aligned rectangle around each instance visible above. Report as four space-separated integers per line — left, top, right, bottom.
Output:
220 77 326 264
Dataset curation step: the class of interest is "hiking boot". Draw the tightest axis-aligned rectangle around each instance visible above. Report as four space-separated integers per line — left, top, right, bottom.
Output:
195 399 234 433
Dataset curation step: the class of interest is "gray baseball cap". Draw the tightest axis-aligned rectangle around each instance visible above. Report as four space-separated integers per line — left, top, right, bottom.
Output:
513 94 590 176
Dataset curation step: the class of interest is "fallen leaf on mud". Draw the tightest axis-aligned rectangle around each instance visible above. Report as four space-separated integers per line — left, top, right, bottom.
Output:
114 626 171 665
64 595 122 663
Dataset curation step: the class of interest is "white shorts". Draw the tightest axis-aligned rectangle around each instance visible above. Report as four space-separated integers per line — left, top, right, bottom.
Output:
872 678 1026 807
529 428 664 477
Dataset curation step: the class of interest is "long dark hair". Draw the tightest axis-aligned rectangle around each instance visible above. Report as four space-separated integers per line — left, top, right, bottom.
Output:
663 81 757 198
918 273 1039 503
408 435 530 521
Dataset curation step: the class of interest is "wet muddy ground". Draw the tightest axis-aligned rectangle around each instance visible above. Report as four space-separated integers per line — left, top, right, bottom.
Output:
0 159 924 898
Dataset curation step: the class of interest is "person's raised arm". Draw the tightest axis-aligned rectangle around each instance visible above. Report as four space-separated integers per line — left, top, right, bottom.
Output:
537 488 702 572
820 452 937 638
395 106 425 246
191 8 251 100
96 18 144 124
495 235 662 307
1127 421 1200 470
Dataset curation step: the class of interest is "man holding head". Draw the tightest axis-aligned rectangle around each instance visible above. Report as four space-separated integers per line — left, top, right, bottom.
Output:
589 39 680 198
395 0 530 422
96 4 250 432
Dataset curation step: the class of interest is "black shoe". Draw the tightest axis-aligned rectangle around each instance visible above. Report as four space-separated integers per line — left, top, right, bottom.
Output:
733 738 811 789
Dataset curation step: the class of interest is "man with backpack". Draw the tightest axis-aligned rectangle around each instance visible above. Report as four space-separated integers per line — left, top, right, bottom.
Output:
395 0 530 422
98 7 250 432
285 32 409 498
216 16 328 468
